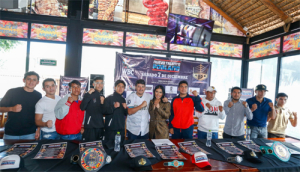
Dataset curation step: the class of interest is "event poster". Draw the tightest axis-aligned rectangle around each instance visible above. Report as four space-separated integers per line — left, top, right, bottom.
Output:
156 145 186 160
0 143 38 159
0 20 28 38
240 88 254 101
283 31 300 53
210 41 243 58
237 140 261 153
125 33 167 50
59 76 89 98
249 38 280 59
115 53 211 100
79 141 105 153
83 28 123 46
216 142 243 155
31 23 67 42
34 142 67 159
124 142 155 158
178 141 210 155
170 44 208 54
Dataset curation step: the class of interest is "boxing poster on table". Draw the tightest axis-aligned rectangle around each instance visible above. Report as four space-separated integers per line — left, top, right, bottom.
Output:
115 53 211 100
59 76 89 98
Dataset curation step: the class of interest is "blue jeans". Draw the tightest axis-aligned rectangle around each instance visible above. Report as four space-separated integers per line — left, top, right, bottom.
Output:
41 130 60 140
127 130 149 140
172 125 194 139
4 133 35 140
60 133 82 140
249 125 267 139
197 130 218 139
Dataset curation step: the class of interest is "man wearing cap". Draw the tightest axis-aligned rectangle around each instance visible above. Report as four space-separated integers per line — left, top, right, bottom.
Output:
246 84 276 139
267 93 297 138
196 86 225 139
223 87 253 139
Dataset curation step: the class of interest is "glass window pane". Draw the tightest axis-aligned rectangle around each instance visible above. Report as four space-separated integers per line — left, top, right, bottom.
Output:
279 55 300 139
0 39 27 98
88 0 125 22
195 58 208 62
81 47 122 97
210 57 241 123
248 58 278 101
0 1 30 13
125 52 166 58
171 56 195 61
30 0 68 17
29 42 66 96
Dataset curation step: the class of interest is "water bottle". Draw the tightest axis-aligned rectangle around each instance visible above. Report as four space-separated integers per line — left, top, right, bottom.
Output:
246 126 251 141
206 130 212 147
114 132 121 152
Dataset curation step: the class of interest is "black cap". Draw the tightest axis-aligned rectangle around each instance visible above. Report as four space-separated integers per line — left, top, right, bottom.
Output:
130 156 152 171
255 84 268 91
243 150 262 163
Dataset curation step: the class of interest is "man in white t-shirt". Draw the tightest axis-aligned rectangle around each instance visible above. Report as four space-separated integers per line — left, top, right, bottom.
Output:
196 86 225 139
35 78 61 140
126 79 152 139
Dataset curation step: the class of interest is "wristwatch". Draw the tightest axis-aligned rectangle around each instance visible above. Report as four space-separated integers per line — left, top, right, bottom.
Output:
260 141 291 162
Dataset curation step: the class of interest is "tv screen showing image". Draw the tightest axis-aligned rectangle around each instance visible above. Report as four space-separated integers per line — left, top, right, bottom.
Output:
165 13 214 48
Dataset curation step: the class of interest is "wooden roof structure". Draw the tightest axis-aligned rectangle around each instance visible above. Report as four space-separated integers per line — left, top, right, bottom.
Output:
203 0 300 38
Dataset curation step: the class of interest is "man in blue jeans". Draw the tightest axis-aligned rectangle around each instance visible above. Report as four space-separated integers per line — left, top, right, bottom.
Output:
246 84 276 138
35 78 61 140
0 71 42 140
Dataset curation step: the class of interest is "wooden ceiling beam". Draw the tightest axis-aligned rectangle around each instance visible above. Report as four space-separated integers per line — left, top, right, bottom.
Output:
233 1 260 18
203 0 247 35
259 0 293 23
228 0 252 16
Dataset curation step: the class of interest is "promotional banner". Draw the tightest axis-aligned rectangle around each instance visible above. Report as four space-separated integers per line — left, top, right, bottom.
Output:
283 31 300 53
83 28 123 46
249 38 280 59
59 76 89 98
210 41 243 58
115 53 211 100
0 20 28 38
240 88 254 101
31 23 67 42
126 32 167 50
170 44 208 54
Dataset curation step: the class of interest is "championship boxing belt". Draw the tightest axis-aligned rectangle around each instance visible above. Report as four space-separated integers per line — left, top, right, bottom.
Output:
78 147 112 172
260 141 291 162
163 160 184 168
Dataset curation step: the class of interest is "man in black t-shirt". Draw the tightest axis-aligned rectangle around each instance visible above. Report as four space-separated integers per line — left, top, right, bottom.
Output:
0 71 42 140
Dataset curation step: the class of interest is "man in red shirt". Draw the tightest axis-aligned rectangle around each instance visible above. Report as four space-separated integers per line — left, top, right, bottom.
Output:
169 80 204 139
54 80 84 140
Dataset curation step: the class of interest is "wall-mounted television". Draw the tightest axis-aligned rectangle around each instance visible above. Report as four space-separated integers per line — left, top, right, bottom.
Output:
165 13 214 48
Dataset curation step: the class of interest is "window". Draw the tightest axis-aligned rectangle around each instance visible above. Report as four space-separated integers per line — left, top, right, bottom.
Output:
125 52 166 58
29 42 66 96
81 47 122 97
0 39 27 98
171 55 208 62
0 1 30 13
279 55 300 139
210 57 241 104
248 57 278 101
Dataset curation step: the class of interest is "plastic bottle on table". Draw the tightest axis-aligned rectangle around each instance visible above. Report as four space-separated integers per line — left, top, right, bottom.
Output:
114 131 121 152
246 126 251 141
206 130 212 147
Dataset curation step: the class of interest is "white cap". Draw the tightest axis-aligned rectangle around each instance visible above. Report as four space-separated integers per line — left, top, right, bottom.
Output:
0 155 20 170
206 86 217 92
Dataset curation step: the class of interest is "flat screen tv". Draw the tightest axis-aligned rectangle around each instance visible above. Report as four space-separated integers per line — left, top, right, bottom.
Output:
165 13 214 48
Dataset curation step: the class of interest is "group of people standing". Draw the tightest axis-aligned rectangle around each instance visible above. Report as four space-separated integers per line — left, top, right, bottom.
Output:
0 71 297 142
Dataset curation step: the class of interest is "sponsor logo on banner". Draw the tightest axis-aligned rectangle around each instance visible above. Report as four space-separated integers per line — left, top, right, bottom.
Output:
152 59 181 72
193 64 209 81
